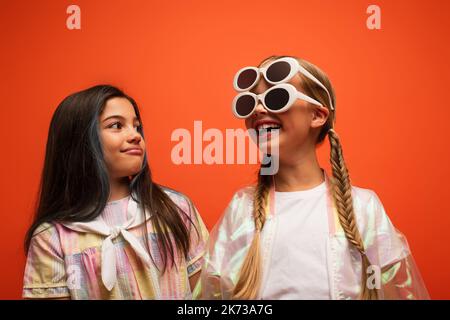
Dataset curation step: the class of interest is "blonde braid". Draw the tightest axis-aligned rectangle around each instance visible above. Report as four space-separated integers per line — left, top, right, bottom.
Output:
253 174 270 232
328 128 378 299
232 171 271 299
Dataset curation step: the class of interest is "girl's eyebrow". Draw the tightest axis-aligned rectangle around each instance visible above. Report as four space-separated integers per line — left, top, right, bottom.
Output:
102 115 139 123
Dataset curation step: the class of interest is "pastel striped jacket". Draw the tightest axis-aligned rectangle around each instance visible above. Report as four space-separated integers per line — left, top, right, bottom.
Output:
23 188 208 299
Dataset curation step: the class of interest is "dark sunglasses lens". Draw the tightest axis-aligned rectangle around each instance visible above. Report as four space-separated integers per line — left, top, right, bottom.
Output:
264 88 290 111
237 69 258 90
235 95 256 117
266 61 291 82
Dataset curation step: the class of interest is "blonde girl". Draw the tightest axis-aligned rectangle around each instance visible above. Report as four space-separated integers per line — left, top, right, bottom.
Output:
198 56 429 300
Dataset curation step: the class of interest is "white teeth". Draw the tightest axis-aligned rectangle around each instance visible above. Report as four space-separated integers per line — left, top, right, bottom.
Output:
256 123 281 131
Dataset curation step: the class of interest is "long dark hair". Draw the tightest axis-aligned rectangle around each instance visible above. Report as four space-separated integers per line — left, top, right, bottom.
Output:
25 85 195 273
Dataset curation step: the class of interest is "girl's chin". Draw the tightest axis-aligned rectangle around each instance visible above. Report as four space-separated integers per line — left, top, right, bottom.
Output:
113 166 143 179
257 139 282 155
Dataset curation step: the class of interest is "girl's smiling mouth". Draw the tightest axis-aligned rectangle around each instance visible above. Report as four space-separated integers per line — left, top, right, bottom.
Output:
121 147 143 155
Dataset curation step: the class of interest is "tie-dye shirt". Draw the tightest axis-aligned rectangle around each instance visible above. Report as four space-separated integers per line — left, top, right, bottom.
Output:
23 188 208 300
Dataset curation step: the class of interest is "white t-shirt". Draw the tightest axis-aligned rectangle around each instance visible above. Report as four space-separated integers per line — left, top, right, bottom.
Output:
261 180 331 299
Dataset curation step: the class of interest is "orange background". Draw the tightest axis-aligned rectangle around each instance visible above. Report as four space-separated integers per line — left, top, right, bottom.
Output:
1 0 449 299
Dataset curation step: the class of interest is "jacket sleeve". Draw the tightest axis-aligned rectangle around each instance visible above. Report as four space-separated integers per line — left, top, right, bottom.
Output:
367 191 430 300
195 188 255 300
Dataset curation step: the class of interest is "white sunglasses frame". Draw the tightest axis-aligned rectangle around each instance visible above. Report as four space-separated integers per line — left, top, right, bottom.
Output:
233 57 334 111
232 83 324 119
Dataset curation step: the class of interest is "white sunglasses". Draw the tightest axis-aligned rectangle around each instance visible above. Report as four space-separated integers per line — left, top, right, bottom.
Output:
232 83 324 119
233 57 334 111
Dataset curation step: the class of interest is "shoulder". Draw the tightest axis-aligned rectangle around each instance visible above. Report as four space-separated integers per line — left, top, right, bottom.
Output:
350 185 391 230
158 185 199 220
229 186 256 205
159 185 192 207
215 186 257 231
351 185 381 210
350 185 397 235
221 185 256 219
28 222 64 256
31 222 59 239
350 185 410 264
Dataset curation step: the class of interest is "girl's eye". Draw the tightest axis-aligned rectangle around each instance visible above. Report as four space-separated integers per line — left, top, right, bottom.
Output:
107 122 141 130
109 122 122 129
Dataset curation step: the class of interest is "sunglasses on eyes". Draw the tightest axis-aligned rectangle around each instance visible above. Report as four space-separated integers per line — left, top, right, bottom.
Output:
232 57 334 115
232 83 324 119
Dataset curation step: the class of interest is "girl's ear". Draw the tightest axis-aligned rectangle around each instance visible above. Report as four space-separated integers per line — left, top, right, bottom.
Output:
311 105 329 129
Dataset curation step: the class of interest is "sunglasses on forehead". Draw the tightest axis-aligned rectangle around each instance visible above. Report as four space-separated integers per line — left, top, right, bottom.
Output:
232 57 334 118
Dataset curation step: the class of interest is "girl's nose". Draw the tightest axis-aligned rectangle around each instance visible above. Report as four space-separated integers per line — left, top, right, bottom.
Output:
128 130 142 143
254 101 268 115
